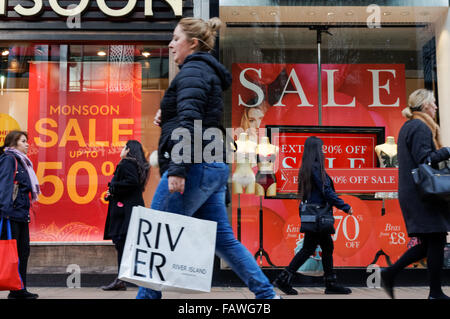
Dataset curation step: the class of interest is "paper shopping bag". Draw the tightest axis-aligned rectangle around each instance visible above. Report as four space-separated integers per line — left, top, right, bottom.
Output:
119 206 217 293
0 219 24 291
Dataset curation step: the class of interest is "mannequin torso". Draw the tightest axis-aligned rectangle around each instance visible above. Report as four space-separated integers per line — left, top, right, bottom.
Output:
255 136 278 197
232 133 257 194
375 136 398 168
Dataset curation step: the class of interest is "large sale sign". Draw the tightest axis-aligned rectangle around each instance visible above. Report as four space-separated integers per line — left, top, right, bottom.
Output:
231 63 411 268
27 62 141 241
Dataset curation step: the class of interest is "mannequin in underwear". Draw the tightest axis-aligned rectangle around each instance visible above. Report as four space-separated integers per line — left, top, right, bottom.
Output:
375 136 398 168
372 136 399 266
232 132 257 194
255 136 278 197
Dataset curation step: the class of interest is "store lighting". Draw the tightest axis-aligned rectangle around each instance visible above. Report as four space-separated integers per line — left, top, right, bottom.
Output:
383 12 392 16
327 12 336 16
400 11 410 16
308 11 315 16
97 50 107 56
142 51 151 58
1 50 9 56
345 11 354 16
0 75 4 96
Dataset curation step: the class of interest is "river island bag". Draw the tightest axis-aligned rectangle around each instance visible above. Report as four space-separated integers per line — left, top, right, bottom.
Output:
119 206 217 293
0 218 24 291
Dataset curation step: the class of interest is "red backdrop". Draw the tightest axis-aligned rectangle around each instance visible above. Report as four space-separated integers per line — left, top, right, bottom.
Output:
27 62 142 242
232 63 410 267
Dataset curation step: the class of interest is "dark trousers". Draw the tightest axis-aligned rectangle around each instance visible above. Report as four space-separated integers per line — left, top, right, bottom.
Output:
0 219 30 289
286 232 334 276
387 232 446 296
112 235 126 274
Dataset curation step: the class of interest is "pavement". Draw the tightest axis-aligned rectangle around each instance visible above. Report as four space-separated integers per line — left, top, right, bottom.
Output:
1 285 449 299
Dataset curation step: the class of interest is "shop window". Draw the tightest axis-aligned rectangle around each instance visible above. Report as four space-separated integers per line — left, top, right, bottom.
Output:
219 4 447 268
0 43 168 242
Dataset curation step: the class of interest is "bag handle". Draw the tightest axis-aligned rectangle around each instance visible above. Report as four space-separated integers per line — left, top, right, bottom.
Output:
0 218 12 240
12 155 18 183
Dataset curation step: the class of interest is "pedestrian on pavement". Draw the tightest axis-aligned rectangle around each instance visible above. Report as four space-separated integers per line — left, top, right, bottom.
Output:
381 89 450 300
136 16 279 299
272 136 353 296
102 140 150 291
0 130 40 299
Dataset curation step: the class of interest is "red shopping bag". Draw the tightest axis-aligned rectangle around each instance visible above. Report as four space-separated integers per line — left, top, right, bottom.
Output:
0 218 24 291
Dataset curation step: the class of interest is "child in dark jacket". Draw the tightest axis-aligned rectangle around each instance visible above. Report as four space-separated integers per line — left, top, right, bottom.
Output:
273 136 353 295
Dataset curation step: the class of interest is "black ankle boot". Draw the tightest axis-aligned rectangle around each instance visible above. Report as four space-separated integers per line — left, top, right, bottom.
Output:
324 273 352 295
380 269 395 299
272 269 298 295
428 292 450 300
8 289 39 299
101 278 127 291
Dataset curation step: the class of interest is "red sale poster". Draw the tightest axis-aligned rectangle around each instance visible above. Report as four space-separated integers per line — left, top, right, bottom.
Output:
231 63 410 268
27 62 142 242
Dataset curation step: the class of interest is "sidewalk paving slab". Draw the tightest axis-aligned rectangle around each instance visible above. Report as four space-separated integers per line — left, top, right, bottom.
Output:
1 286 448 299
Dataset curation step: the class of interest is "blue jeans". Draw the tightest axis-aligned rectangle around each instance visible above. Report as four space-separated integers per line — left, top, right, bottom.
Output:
136 162 276 299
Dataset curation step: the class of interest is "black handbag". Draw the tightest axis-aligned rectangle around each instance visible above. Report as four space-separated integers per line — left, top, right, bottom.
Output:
299 202 335 234
411 157 450 202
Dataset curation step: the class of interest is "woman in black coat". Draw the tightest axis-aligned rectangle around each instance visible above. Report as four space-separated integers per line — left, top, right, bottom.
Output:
272 136 353 295
0 131 40 299
101 140 150 291
381 89 450 299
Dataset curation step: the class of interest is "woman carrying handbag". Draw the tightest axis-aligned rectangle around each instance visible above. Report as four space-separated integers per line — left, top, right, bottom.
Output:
272 136 353 296
0 131 40 299
381 89 450 299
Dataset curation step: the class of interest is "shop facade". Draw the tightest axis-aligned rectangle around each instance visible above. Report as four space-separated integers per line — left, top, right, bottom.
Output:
217 0 450 283
0 0 449 287
0 0 197 283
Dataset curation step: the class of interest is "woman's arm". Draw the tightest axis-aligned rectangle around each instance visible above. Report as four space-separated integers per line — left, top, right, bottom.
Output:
312 169 351 213
408 122 450 166
168 63 210 180
0 155 16 213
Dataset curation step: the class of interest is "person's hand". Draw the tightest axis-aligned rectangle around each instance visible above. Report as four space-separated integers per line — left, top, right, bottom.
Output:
347 207 353 215
106 189 110 197
153 109 161 126
168 176 185 194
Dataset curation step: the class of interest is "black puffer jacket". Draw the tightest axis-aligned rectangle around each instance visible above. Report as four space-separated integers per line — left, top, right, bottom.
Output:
157 51 232 178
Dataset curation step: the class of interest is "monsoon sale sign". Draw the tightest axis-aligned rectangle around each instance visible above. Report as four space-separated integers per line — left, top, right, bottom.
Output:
27 62 141 242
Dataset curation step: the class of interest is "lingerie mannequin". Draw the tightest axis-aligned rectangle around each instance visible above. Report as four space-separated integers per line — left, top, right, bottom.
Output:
372 136 399 266
374 136 399 205
255 136 278 197
375 136 398 168
252 136 278 267
232 132 257 195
